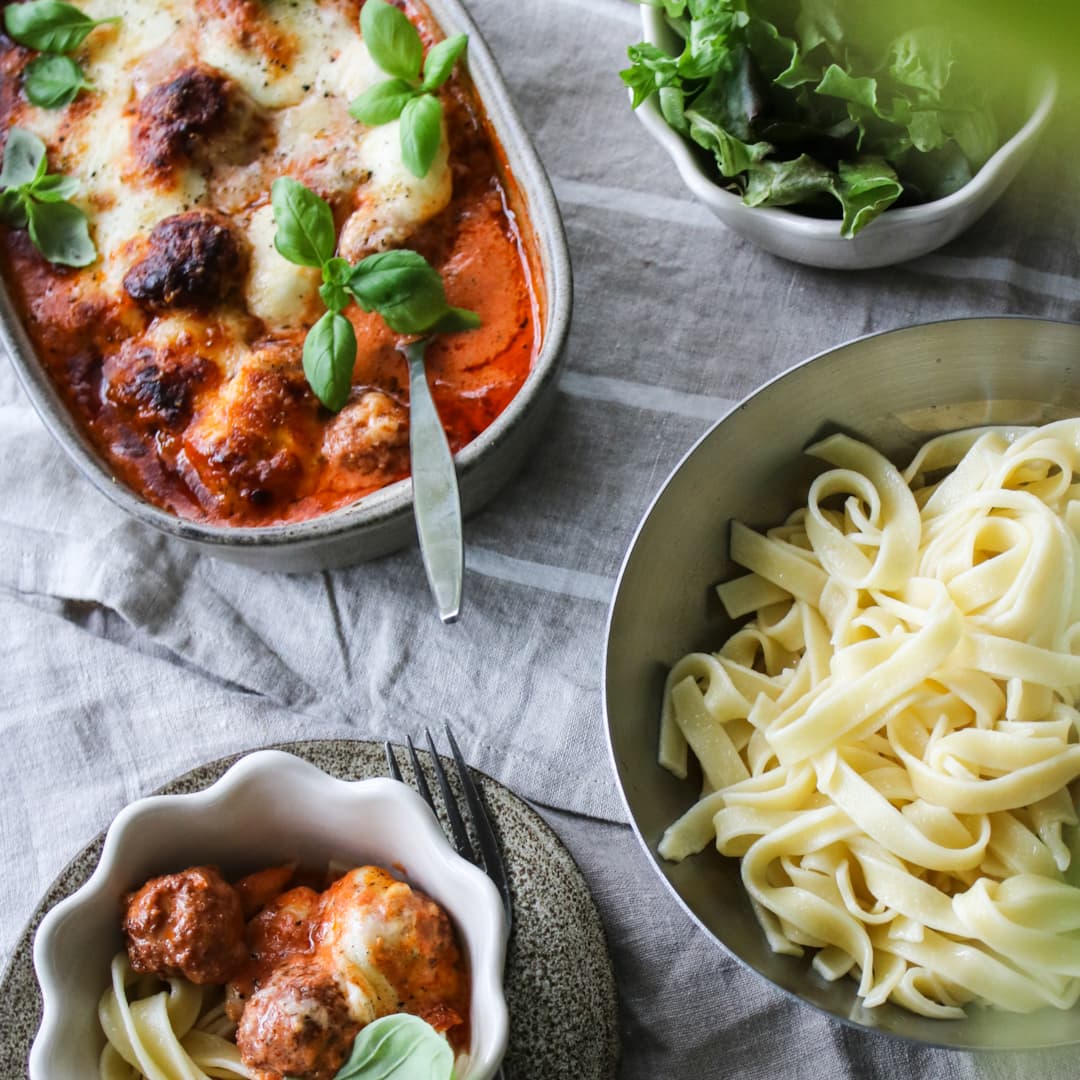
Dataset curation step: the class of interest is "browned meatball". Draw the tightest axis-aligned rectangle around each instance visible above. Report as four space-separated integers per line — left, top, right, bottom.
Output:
103 340 217 431
235 959 361 1080
133 65 268 172
123 211 249 311
122 865 248 985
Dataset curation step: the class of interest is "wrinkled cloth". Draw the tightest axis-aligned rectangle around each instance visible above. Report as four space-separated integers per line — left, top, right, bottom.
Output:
3 0 1080 1076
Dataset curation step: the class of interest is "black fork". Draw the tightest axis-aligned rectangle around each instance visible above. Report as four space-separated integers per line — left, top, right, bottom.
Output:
385 725 512 1079
385 724 512 933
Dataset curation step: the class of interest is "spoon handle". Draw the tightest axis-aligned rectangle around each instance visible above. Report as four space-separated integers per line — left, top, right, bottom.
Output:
403 338 463 623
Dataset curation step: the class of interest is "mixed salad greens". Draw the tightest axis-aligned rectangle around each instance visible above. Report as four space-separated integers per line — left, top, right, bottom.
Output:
622 0 1002 236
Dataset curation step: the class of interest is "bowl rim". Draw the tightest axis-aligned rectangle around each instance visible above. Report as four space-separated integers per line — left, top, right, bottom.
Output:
28 748 510 1079
634 6 1058 239
0 0 573 552
603 314 1080 1051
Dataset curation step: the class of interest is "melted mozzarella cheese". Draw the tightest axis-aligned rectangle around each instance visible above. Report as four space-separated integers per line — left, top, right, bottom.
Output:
22 1 454 327
322 901 405 1024
197 0 382 109
339 119 452 260
46 1 205 289
245 204 322 329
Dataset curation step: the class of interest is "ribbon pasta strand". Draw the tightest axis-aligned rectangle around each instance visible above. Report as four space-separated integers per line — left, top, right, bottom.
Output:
659 424 1080 1017
98 954 255 1080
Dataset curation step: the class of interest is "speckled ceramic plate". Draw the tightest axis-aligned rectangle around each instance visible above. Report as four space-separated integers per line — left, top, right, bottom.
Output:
0 740 620 1079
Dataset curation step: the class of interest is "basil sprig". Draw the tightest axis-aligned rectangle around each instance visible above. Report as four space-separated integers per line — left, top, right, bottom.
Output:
271 177 480 412
326 1014 455 1080
349 0 467 178
4 1 118 111
24 54 89 107
0 127 95 266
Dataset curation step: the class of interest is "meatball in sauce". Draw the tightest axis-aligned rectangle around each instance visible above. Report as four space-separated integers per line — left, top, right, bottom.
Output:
122 865 247 985
119 863 469 1080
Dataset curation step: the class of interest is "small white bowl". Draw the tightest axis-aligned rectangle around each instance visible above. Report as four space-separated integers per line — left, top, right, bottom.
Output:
29 750 509 1080
635 8 1057 270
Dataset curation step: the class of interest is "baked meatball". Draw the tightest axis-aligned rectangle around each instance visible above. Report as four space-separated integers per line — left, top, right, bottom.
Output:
122 865 247 985
226 885 323 1021
133 64 268 172
123 211 249 311
319 867 468 1023
235 958 360 1080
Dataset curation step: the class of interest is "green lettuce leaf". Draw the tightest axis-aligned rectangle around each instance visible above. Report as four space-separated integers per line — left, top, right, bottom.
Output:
623 0 1001 237
686 108 772 177
835 157 903 236
742 154 836 207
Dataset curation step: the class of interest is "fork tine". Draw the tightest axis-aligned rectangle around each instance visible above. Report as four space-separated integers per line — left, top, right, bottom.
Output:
384 741 403 782
444 724 513 929
425 728 476 864
405 735 437 814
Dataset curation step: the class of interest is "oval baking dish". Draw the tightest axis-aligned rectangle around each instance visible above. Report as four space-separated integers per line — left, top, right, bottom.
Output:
0 0 571 572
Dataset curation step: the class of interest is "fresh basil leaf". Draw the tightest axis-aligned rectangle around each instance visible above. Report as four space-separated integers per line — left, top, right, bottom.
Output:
303 310 356 412
399 93 443 179
25 196 95 265
4 1 118 54
0 189 29 228
361 0 423 82
0 126 47 189
333 1015 454 1080
24 53 87 108
420 33 467 92
347 249 478 336
835 157 903 237
347 249 446 329
349 247 429 289
349 77 417 126
323 256 352 285
319 280 349 314
271 177 336 269
27 170 78 201
431 306 481 335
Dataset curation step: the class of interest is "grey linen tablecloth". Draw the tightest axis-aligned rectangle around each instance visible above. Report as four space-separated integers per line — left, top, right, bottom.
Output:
3 0 1080 1076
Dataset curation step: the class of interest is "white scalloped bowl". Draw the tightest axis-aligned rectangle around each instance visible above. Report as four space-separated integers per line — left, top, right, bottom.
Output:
635 8 1057 270
29 750 509 1079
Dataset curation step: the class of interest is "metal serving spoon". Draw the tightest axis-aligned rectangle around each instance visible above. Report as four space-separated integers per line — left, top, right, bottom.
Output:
401 337 463 623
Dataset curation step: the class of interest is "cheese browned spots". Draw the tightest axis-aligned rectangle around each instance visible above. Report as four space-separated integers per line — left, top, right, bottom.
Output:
0 0 539 525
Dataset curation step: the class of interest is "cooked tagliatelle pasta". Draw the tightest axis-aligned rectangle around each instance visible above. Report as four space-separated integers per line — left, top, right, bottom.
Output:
99 952 255 1080
659 421 1080 1017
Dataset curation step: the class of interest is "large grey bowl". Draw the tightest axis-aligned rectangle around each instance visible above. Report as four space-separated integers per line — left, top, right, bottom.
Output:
605 316 1080 1049
0 0 571 573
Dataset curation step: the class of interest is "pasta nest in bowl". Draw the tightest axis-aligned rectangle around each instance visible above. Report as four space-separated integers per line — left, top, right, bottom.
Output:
605 317 1080 1048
